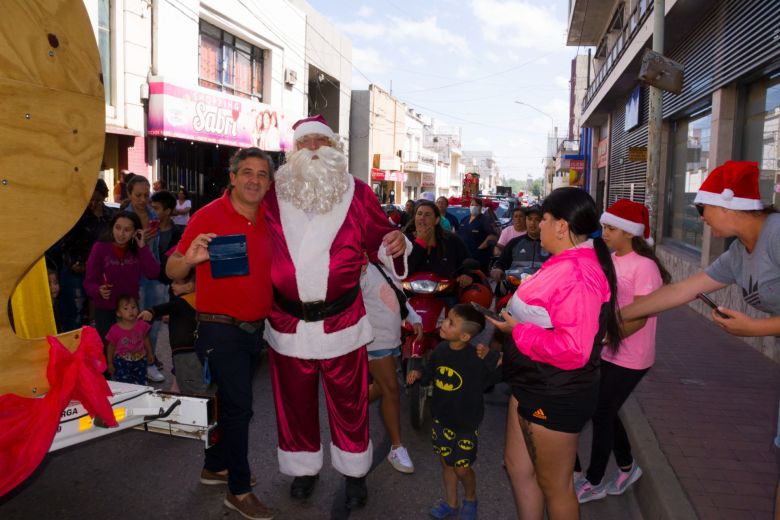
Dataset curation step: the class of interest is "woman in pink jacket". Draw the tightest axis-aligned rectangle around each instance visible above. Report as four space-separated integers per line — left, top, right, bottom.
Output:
489 187 621 520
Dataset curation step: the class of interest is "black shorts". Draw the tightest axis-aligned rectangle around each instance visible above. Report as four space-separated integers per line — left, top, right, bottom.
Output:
431 419 479 468
513 383 599 434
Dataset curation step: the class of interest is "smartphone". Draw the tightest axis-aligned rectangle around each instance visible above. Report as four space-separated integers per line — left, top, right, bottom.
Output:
470 301 504 322
696 293 730 319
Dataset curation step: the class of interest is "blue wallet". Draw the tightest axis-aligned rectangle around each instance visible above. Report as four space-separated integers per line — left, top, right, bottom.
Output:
208 234 249 278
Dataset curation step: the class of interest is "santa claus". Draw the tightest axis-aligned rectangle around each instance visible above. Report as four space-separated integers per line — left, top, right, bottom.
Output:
263 115 408 509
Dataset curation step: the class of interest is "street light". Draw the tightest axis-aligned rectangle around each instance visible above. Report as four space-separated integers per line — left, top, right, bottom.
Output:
514 101 556 137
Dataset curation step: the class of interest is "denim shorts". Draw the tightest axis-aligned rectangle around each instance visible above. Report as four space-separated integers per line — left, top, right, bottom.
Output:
367 346 401 361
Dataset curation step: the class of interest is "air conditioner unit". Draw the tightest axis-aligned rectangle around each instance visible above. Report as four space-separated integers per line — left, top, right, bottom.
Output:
284 68 297 86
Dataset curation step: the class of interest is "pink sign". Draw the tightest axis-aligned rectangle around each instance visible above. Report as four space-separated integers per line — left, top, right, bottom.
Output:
147 81 293 151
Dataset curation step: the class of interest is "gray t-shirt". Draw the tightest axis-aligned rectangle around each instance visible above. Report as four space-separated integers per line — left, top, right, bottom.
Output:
706 213 780 315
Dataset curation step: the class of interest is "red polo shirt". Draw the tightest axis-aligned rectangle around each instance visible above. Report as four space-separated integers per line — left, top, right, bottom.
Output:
176 191 272 322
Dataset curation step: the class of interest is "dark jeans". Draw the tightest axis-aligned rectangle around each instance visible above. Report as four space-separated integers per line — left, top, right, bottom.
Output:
196 321 263 495
576 360 649 484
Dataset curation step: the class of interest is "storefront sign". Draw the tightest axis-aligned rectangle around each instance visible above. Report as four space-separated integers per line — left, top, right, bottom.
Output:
628 146 647 162
562 157 585 188
597 138 609 168
421 173 436 188
371 168 407 182
148 80 293 150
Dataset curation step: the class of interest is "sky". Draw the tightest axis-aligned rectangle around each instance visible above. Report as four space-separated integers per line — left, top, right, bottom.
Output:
305 0 583 180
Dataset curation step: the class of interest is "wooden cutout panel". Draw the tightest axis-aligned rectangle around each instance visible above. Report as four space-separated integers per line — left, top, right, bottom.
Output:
0 0 105 397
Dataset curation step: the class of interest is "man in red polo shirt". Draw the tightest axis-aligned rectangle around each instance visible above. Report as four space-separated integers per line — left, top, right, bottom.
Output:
167 148 273 520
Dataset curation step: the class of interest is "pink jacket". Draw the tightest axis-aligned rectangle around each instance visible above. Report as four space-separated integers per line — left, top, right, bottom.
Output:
510 244 611 370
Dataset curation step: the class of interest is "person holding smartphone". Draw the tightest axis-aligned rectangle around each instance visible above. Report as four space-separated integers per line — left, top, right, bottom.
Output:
84 211 159 351
487 188 622 520
621 161 780 337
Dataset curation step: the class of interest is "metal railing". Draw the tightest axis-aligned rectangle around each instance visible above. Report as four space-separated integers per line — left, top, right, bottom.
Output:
582 0 652 112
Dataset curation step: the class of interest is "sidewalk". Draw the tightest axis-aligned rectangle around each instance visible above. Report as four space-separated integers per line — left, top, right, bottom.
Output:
625 306 779 519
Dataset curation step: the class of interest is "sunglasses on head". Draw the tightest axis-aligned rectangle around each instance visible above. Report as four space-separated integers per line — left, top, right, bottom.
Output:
695 204 705 217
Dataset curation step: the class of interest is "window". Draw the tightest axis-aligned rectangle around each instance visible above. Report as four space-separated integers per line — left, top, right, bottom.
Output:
742 73 780 206
664 110 712 251
98 0 111 105
198 21 264 100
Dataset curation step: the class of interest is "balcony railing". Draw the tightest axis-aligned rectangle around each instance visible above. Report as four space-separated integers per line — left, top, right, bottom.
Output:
582 0 652 112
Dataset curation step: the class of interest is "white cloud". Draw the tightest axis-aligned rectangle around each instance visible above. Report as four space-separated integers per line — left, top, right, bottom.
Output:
389 16 471 55
339 20 386 40
554 75 570 89
470 0 566 52
484 51 502 64
455 64 476 80
357 5 374 18
352 47 387 75
473 136 491 148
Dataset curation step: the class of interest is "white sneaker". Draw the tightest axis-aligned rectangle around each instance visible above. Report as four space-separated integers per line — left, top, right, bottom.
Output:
146 365 165 383
387 446 414 474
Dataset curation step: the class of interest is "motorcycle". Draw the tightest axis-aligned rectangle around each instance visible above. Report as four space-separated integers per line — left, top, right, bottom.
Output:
400 272 453 430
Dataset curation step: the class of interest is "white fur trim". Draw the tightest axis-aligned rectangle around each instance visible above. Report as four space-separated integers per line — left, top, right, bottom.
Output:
376 236 411 280
267 316 374 359
693 190 763 210
330 440 373 477
293 121 334 142
600 212 645 237
278 445 323 477
721 188 734 201
279 177 355 302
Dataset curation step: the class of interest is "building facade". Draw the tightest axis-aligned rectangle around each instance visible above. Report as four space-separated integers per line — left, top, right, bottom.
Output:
87 0 349 208
568 0 780 361
349 84 406 202
85 0 152 193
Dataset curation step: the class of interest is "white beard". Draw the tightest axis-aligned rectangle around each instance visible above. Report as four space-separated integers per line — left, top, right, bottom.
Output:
275 146 351 214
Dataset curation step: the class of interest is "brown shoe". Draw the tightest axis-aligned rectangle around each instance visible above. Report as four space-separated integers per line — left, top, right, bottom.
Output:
224 492 274 520
200 468 257 487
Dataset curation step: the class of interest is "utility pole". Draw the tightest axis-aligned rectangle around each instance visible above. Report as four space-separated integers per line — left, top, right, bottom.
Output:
646 0 664 244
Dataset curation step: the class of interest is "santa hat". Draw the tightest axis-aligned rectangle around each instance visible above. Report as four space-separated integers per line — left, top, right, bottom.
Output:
292 114 335 143
600 199 654 245
693 161 763 211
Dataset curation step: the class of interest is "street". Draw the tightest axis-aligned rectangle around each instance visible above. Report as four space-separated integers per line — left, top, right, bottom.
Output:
0 326 642 520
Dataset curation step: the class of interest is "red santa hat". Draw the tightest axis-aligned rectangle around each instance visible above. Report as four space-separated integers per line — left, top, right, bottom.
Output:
693 161 763 211
600 199 654 245
292 114 335 143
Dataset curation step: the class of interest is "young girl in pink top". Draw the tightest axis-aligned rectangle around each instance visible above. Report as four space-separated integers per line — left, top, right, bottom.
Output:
489 188 622 520
575 199 671 503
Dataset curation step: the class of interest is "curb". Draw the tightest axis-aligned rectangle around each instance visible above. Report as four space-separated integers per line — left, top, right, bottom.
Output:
621 395 698 520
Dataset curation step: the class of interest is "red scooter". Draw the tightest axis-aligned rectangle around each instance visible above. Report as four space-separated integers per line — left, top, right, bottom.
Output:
400 272 453 430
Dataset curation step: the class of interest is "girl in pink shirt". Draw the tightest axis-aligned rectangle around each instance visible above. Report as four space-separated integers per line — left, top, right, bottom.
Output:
489 188 622 520
575 199 670 504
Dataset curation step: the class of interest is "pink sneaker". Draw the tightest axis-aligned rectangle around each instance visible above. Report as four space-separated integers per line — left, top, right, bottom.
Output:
606 464 643 495
575 476 607 504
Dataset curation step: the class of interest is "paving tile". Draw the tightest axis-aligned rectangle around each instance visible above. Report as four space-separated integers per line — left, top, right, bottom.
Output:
637 307 780 520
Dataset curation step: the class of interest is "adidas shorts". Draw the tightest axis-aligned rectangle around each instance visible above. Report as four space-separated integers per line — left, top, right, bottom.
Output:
431 419 479 468
513 383 599 434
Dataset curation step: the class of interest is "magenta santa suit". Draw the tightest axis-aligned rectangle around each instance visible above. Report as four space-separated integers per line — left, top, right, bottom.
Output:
263 177 408 479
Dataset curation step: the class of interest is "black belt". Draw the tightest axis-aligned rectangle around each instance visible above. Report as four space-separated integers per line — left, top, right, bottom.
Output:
196 313 264 334
274 284 360 322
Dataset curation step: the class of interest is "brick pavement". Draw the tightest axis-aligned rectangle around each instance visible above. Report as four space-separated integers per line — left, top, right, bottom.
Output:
632 306 779 519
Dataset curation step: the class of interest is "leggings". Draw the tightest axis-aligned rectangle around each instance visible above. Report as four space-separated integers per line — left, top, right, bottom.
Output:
575 360 649 484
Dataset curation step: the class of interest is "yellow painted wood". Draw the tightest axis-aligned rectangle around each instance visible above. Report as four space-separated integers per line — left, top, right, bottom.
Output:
0 0 105 397
10 257 57 339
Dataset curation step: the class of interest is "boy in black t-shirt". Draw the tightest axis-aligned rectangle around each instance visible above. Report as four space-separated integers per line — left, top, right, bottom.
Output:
407 304 501 520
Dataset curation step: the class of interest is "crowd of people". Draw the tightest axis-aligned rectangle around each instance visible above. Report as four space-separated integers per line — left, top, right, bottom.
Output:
40 113 779 520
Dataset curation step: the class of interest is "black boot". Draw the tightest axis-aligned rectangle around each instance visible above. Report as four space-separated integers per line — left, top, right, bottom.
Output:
345 476 367 509
290 475 318 499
